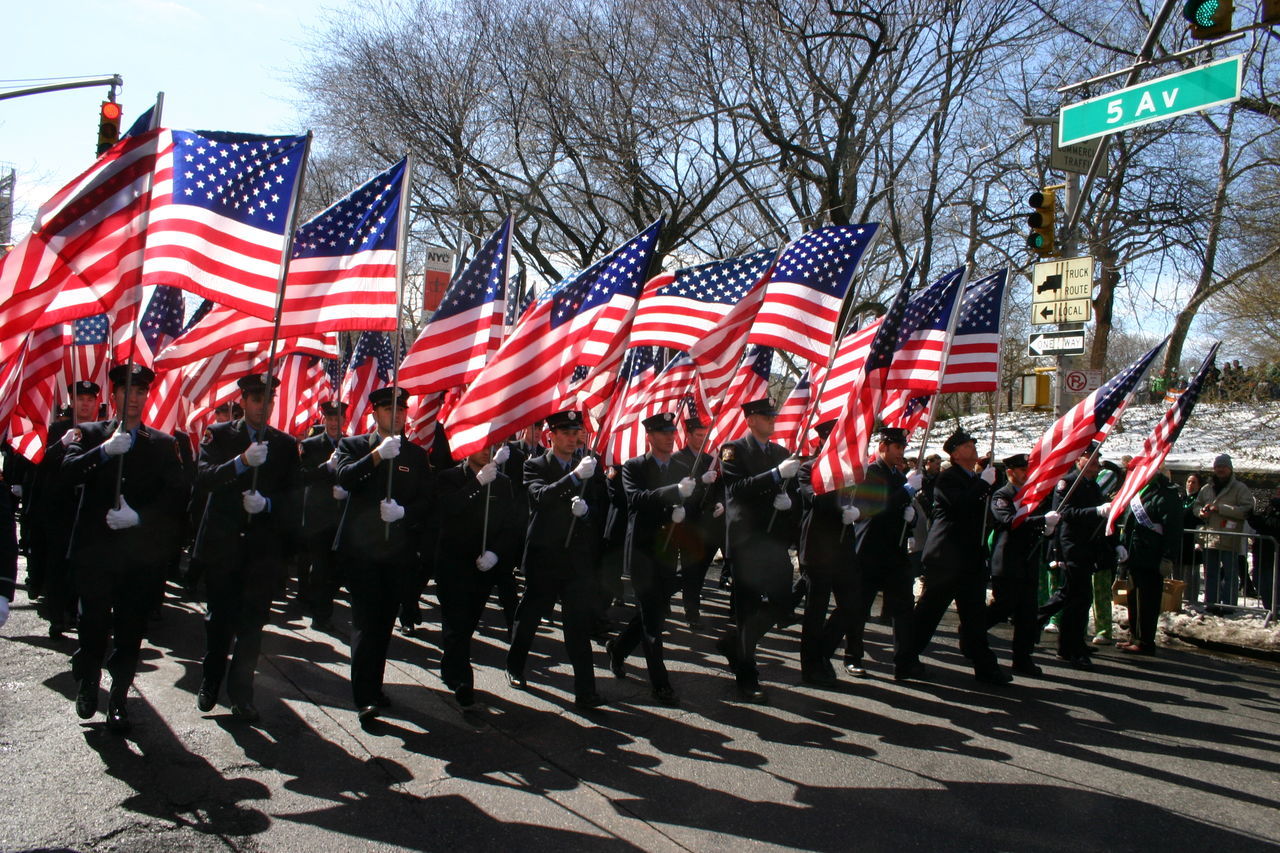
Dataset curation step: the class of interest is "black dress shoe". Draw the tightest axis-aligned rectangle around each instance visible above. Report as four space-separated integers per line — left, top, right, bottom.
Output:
106 703 131 733
76 678 100 720
196 683 217 713
801 666 838 688
357 705 380 725
574 692 607 710
1056 653 1094 671
505 670 527 690
894 661 927 682
736 683 768 704
230 703 260 723
651 685 679 706
974 667 1013 686
1012 659 1043 676
605 639 626 679
455 685 476 708
844 662 868 677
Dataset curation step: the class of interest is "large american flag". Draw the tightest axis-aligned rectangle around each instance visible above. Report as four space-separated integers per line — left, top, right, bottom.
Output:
1012 339 1168 526
939 268 1007 393
628 248 777 350
398 216 510 394
599 346 663 465
747 224 880 366
5 325 71 463
141 130 310 320
149 302 341 369
812 321 880 423
0 131 161 359
66 314 111 392
340 331 396 433
885 265 967 391
615 351 701 425
269 353 331 437
1105 343 1219 535
687 272 769 411
810 279 913 494
445 220 662 458
773 369 812 453
707 345 774 446
284 158 406 332
120 285 187 367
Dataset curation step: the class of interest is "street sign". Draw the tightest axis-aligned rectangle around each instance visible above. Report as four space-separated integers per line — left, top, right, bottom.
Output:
1064 368 1103 394
1051 129 1110 178
1031 255 1093 326
1028 330 1086 357
1059 55 1242 147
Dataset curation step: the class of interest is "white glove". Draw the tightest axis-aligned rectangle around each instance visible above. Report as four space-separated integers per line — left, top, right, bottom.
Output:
0 596 8 628
677 477 696 498
242 490 267 514
323 452 338 472
332 485 349 500
8 485 20 499
243 441 268 467
572 455 596 480
842 506 860 525
60 429 77 448
903 505 916 523
713 502 725 518
772 493 792 512
980 465 997 485
906 471 923 491
701 469 718 485
776 457 801 479
1043 510 1061 535
671 506 686 523
570 496 588 517
375 435 401 461
380 499 405 523
1095 501 1112 518
1116 545 1129 563
476 462 498 486
105 497 140 530
907 536 917 551
493 445 510 465
102 428 132 457
476 550 499 572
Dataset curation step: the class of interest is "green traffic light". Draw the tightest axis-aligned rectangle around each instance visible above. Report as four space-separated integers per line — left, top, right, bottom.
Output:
1184 0 1219 27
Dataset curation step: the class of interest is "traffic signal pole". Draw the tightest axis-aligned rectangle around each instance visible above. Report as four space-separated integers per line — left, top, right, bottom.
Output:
0 75 122 102
1054 173 1082 417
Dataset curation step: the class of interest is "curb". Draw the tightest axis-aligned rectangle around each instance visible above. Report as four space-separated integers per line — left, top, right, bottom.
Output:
1163 627 1280 664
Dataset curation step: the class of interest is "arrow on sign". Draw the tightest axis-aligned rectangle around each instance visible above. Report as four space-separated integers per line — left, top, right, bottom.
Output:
1040 306 1057 320
1028 332 1086 356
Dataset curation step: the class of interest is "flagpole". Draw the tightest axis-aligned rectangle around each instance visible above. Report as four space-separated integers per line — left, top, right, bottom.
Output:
385 155 415 539
985 267 1012 465
111 94 166 509
250 132 313 505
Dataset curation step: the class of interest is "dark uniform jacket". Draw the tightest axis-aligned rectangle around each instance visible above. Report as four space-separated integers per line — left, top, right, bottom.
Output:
797 459 853 571
194 419 301 565
1052 469 1117 573
434 462 520 571
299 432 344 532
333 432 433 562
1119 474 1183 570
522 450 608 577
989 482 1047 579
62 421 186 569
923 463 993 577
721 435 798 547
620 451 694 576
850 458 913 568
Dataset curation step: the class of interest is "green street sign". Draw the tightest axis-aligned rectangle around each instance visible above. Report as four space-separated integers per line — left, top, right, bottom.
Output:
1059 55 1242 147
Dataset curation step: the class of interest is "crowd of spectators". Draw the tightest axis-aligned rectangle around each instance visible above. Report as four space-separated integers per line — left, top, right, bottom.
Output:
1150 359 1280 403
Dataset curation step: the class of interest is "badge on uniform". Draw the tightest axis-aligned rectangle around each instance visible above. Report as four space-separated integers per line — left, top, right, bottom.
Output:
398 465 409 472
995 497 1010 509
721 447 735 462
1055 479 1066 492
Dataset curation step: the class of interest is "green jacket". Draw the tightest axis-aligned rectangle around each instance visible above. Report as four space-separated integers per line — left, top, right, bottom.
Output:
1121 474 1184 569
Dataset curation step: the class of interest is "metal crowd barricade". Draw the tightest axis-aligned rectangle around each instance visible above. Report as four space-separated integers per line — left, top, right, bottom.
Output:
1183 528 1278 626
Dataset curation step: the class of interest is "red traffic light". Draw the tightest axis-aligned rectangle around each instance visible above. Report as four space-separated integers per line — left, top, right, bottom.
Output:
100 101 123 121
97 100 124 156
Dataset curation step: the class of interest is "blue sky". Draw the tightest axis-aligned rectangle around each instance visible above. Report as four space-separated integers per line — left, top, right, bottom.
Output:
3 0 319 229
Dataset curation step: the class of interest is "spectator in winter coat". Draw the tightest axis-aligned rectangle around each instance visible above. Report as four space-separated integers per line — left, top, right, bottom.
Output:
1246 485 1280 611
1194 454 1254 606
1118 471 1183 655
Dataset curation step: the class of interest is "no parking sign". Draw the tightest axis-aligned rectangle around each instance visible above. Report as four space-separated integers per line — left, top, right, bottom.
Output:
1064 369 1102 394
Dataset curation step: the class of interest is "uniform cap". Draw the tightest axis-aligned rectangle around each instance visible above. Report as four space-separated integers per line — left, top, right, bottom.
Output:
877 426 908 446
942 429 976 454
108 363 155 387
741 398 776 417
69 380 101 397
1002 453 1029 469
237 373 280 394
545 410 584 430
642 412 678 432
368 386 409 409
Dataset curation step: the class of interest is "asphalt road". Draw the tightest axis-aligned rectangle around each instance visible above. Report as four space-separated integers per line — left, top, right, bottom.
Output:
2 568 1279 852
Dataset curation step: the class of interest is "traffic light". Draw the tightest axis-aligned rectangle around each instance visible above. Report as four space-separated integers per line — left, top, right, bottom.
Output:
1263 0 1280 25
1026 188 1056 258
1182 0 1234 39
96 100 123 156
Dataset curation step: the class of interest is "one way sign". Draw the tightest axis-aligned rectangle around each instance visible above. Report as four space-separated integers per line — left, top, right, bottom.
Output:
1028 330 1086 357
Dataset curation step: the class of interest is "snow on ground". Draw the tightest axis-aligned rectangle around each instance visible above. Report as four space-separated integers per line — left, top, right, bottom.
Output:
915 401 1280 474
1160 606 1280 654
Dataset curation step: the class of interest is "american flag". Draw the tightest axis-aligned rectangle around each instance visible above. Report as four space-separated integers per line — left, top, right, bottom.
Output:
66 314 110 392
143 366 188 434
340 331 396 433
141 130 310 320
4 325 70 463
881 391 933 436
504 271 533 330
885 266 967 391
285 158 406 332
939 268 1007 393
810 279 913 494
398 216 510 394
773 369 812 453
598 346 663 465
687 272 770 411
747 224 880 366
445 220 662 458
1105 343 1219 535
150 302 339 369
1012 339 1168 526
121 105 156 140
707 345 774 446
269 353 331 437
812 321 879 423
629 248 777 350
0 131 160 359
119 285 187 367
615 351 701 425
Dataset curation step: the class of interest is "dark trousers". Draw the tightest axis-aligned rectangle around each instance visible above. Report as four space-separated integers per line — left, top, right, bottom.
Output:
844 561 915 668
437 562 510 690
1038 561 1093 658
720 539 792 687
1129 562 1164 647
302 527 342 620
348 557 409 708
911 565 998 672
202 553 282 706
679 523 721 617
614 560 681 688
72 563 161 695
506 567 598 698
43 533 78 628
987 572 1040 662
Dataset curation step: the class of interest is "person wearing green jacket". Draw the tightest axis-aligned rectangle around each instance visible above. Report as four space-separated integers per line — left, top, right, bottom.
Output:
1119 471 1184 654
